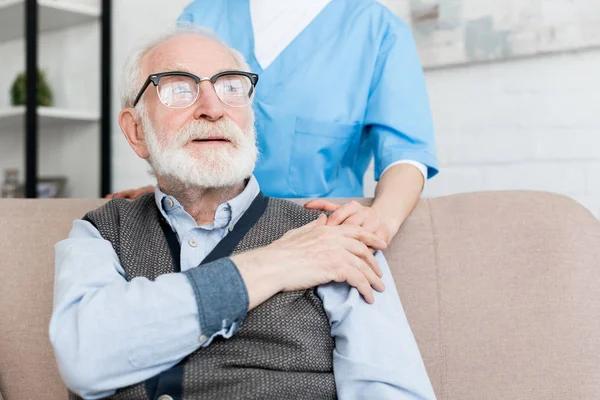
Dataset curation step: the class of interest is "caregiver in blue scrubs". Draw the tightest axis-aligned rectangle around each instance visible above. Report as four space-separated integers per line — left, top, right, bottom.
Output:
110 0 438 245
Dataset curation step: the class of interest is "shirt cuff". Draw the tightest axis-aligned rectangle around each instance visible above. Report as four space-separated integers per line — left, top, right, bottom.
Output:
376 151 439 182
183 258 249 338
380 160 428 187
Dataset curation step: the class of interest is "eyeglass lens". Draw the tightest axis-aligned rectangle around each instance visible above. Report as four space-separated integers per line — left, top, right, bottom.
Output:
157 74 254 108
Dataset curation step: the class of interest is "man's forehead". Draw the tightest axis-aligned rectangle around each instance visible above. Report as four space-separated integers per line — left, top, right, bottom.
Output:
144 36 238 76
154 62 236 77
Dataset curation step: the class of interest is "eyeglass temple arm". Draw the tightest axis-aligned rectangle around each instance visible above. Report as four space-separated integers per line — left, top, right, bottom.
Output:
132 77 154 107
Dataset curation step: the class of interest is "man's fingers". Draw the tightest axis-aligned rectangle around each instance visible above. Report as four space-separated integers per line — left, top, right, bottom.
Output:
343 266 375 304
343 238 384 279
304 200 341 212
326 201 362 226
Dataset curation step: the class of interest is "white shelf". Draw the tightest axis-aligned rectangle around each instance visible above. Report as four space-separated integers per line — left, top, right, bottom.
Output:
0 106 99 131
0 0 100 43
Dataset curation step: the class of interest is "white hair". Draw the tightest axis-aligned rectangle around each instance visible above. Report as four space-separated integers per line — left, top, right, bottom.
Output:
121 24 251 109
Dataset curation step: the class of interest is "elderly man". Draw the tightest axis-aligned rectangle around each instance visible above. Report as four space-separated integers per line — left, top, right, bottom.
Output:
50 28 436 400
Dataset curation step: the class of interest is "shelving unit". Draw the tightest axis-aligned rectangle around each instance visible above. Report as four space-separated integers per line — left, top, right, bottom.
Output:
0 0 100 42
0 0 112 198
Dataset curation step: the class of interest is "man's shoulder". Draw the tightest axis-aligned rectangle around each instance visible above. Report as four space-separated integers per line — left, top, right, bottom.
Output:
263 197 324 228
266 197 320 213
84 193 157 225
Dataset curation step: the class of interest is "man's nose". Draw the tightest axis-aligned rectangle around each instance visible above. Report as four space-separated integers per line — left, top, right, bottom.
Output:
192 81 225 122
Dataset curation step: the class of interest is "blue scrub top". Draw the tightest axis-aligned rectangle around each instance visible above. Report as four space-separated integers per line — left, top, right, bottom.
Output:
179 0 438 198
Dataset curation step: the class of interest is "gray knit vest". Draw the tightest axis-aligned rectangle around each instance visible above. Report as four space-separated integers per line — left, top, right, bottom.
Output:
69 193 336 400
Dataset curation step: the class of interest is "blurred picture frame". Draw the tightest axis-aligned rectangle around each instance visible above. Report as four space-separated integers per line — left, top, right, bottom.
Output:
15 177 67 198
37 177 67 198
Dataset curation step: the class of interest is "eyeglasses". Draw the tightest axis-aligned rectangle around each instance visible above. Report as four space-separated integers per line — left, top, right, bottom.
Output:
132 71 259 109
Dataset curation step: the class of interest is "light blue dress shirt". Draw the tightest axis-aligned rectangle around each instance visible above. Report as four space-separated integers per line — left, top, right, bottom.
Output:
179 0 438 198
50 176 436 399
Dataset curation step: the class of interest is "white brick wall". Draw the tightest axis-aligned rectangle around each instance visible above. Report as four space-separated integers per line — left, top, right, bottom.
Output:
379 0 600 67
426 49 600 218
366 48 600 219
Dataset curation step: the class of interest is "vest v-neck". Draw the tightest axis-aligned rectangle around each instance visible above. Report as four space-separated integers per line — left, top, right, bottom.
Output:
236 0 347 95
159 192 269 272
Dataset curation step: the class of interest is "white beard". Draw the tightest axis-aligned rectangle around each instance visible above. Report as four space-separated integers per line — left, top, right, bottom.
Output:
140 107 258 189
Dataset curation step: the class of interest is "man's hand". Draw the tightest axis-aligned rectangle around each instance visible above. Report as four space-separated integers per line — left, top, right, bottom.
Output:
105 185 155 199
304 200 394 245
230 214 387 309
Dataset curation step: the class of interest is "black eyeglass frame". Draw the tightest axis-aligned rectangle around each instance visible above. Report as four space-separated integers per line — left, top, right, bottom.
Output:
132 70 259 108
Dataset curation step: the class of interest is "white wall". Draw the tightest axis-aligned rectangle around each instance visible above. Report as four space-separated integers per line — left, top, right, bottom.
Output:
109 0 600 217
423 49 600 218
364 47 600 218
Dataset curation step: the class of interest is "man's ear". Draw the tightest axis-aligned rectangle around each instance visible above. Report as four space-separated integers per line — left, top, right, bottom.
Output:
119 107 149 159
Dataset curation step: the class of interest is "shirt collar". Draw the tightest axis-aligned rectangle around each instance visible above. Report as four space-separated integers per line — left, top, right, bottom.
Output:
154 175 261 230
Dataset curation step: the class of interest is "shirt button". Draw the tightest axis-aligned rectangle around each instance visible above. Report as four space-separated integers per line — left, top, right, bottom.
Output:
228 225 234 232
166 198 174 208
199 334 207 343
158 395 173 400
188 239 197 248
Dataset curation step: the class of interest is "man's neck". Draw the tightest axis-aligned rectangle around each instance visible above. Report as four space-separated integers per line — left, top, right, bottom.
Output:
157 177 246 226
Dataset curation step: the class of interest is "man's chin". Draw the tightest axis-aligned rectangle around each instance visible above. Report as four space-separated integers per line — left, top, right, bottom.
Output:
149 142 257 189
157 157 246 188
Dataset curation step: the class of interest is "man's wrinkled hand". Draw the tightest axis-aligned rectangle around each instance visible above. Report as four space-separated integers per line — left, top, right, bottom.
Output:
268 214 387 303
304 199 393 245
233 214 387 306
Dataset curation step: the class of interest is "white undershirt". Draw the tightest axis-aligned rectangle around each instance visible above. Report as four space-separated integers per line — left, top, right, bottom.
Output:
250 0 331 70
249 0 429 183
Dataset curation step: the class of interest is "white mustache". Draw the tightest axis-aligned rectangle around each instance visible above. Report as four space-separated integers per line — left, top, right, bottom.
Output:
163 118 244 150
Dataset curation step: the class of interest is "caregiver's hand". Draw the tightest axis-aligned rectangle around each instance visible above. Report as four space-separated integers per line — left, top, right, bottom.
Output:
304 200 394 245
105 185 155 199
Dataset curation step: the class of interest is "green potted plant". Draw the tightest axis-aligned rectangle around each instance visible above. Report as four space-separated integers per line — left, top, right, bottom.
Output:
10 70 53 107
